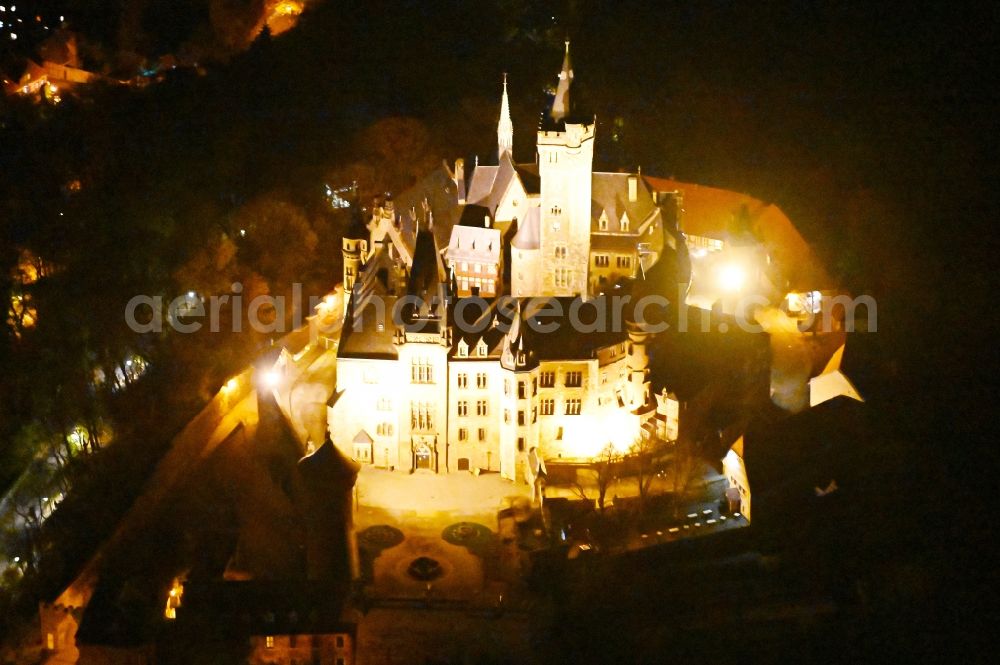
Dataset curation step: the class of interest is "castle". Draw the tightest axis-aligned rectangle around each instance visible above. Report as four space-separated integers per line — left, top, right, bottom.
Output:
327 44 680 484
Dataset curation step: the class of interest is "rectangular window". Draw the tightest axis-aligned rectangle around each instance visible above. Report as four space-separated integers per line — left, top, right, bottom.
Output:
565 371 583 387
411 357 433 383
518 410 525 426
458 427 468 441
478 427 487 441
457 372 468 388
617 256 632 269
595 254 609 267
554 245 567 259
477 372 488 389
518 381 526 399
476 400 488 416
565 398 582 415
457 400 468 417
378 397 392 411
336 635 345 649
540 398 555 415
265 636 275 649
518 437 525 452
504 409 511 424
411 402 434 431
540 371 555 387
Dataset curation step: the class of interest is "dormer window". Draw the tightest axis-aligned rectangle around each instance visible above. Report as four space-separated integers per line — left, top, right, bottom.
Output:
477 339 488 356
457 339 469 357
620 212 630 232
598 211 609 231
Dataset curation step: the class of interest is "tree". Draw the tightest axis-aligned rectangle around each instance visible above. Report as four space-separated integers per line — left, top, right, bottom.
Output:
571 444 621 514
666 432 703 519
629 436 668 517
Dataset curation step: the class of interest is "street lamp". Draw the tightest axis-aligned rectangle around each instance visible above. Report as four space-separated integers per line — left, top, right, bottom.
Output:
717 263 746 292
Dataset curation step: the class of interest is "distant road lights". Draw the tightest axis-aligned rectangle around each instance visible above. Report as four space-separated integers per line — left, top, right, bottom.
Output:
717 263 746 292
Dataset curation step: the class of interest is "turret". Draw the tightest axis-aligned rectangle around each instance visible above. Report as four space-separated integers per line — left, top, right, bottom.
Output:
341 207 369 319
498 73 514 158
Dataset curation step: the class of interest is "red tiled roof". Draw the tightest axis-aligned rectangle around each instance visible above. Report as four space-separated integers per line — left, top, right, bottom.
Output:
644 176 831 290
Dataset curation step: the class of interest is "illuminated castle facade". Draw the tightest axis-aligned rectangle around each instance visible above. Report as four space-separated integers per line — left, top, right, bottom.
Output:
327 44 673 483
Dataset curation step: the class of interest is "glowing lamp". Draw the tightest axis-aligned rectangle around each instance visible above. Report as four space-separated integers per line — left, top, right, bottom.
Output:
717 263 746 292
261 369 281 389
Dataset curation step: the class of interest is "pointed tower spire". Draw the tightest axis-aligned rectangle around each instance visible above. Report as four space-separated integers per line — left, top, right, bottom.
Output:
551 39 573 122
498 73 514 158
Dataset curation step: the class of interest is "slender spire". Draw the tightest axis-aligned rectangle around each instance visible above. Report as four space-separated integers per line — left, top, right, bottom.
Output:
497 73 513 158
551 39 573 122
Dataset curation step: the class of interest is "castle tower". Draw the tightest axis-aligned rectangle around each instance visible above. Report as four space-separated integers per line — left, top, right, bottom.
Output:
625 319 653 413
537 40 595 298
341 208 369 318
497 73 513 159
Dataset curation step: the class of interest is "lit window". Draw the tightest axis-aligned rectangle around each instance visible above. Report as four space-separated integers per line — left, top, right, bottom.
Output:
266 636 275 649
411 357 433 383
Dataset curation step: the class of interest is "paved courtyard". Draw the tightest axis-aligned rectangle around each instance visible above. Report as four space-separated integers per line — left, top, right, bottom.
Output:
354 468 530 601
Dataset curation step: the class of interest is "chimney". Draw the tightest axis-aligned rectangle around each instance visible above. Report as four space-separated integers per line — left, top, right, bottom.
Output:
628 175 638 203
455 158 466 204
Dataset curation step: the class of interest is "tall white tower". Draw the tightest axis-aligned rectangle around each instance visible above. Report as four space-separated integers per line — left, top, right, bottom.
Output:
537 40 594 298
497 73 513 158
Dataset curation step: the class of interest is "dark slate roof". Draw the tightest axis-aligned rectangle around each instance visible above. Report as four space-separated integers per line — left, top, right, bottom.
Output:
508 297 628 364
458 204 493 228
466 165 499 204
390 165 464 249
514 163 540 194
338 296 399 359
591 172 658 232
407 229 444 298
742 396 869 497
298 438 359 483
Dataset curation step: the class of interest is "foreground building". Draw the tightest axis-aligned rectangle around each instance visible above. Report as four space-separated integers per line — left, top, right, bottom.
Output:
328 45 669 483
